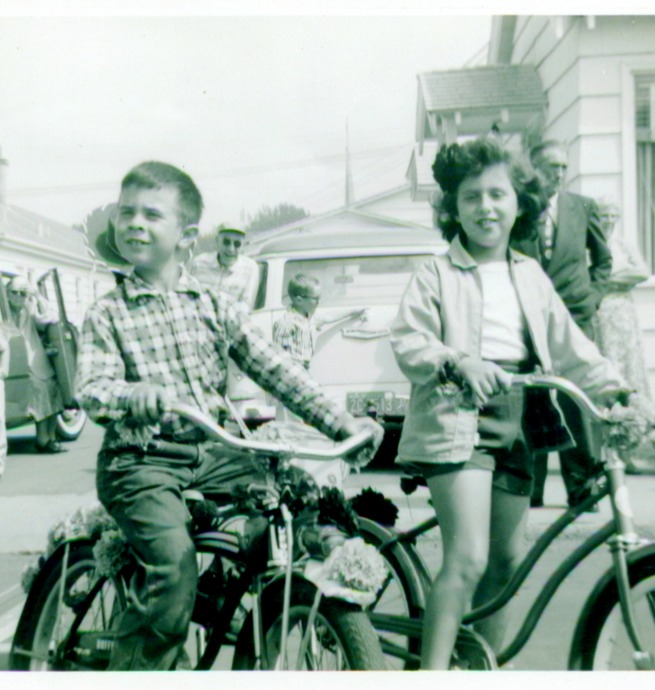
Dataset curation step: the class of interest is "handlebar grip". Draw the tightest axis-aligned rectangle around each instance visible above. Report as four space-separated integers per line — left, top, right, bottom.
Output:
167 402 376 461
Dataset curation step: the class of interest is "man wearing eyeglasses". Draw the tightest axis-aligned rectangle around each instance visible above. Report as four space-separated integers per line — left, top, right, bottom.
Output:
190 223 260 310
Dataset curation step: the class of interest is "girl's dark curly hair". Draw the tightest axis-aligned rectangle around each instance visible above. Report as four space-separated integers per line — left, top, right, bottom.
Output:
431 137 547 243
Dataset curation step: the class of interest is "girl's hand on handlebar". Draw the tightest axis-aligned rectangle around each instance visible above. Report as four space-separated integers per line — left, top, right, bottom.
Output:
457 358 513 407
606 392 655 450
128 383 171 424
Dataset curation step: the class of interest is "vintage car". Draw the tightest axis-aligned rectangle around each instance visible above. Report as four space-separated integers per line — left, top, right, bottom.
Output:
230 221 445 466
1 269 87 442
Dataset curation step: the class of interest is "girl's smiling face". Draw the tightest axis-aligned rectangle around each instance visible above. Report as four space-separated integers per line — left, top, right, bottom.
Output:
455 163 520 263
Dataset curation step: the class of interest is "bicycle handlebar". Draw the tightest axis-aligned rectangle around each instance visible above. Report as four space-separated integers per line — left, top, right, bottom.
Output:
168 401 376 462
510 374 611 423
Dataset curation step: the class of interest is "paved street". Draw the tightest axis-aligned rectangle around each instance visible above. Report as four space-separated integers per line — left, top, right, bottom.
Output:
1 421 655 672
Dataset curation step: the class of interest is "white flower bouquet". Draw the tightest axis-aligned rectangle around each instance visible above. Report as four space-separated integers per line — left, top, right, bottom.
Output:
21 504 130 593
304 536 387 607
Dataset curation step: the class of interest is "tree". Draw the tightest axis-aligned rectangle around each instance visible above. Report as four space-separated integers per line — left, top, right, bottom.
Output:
246 203 309 234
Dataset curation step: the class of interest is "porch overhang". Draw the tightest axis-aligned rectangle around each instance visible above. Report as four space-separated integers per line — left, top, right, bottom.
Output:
416 64 547 152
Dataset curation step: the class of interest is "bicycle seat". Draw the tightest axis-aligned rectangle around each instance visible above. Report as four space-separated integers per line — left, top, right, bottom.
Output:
400 474 427 496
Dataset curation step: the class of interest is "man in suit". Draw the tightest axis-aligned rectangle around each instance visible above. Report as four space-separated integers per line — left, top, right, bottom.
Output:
513 140 612 509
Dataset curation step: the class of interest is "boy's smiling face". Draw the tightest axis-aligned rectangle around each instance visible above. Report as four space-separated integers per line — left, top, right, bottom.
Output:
114 184 188 271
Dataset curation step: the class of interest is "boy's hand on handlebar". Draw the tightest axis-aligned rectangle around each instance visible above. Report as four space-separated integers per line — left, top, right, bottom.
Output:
457 358 513 407
338 416 385 468
128 383 171 424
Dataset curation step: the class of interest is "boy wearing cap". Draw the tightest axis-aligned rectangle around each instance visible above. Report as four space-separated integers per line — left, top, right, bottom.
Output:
190 224 260 310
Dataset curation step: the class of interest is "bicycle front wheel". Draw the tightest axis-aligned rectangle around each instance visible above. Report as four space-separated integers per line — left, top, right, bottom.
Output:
570 550 655 670
10 541 126 671
233 578 385 670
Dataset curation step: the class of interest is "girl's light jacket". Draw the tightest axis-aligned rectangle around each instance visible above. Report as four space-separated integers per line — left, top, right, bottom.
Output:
390 236 627 465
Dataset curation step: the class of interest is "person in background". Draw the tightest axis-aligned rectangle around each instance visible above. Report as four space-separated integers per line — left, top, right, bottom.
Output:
0 325 9 477
76 160 382 670
190 223 259 310
593 199 652 473
391 136 632 669
273 273 368 371
512 140 612 510
7 276 65 454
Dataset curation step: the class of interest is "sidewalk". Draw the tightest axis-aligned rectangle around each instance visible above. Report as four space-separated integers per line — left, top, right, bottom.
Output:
0 491 99 555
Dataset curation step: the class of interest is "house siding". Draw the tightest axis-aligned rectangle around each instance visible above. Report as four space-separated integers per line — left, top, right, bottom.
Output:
490 14 655 395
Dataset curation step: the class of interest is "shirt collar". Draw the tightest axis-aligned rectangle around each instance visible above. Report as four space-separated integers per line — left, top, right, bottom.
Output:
447 234 529 269
216 254 240 273
121 266 204 300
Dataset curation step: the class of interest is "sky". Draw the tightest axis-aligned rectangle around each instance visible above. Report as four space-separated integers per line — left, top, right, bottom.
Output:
0 2 494 236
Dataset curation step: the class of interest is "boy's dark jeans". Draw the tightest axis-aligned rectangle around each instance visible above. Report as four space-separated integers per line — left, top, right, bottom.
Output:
96 443 261 670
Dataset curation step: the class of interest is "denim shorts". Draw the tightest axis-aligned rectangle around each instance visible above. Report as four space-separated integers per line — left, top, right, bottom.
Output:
412 370 534 497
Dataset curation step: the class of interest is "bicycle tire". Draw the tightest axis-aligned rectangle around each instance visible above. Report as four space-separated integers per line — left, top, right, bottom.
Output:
10 538 249 671
232 577 386 670
357 516 426 669
10 541 127 671
569 547 655 670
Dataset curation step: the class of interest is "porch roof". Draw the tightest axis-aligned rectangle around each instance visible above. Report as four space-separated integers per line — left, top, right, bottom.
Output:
416 64 547 148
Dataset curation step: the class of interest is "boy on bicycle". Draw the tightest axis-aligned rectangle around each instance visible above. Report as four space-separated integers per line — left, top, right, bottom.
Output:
75 161 382 670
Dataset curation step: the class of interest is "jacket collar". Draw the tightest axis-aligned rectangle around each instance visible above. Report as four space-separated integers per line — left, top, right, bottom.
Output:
447 234 529 269
121 267 203 301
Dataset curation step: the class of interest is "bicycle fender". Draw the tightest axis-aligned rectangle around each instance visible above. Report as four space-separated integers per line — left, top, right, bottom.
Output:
357 516 429 609
11 537 100 662
568 541 655 669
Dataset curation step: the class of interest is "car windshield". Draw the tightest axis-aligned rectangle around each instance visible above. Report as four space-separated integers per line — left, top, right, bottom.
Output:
282 255 431 306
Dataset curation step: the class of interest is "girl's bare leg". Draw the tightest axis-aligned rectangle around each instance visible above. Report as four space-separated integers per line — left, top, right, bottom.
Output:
421 468 493 669
473 486 530 652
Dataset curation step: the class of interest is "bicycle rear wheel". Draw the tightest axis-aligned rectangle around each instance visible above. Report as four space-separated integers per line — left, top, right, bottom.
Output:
570 551 655 670
357 517 426 669
10 541 126 670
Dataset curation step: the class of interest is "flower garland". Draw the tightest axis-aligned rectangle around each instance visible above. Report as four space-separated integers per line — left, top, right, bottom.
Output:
304 536 387 607
21 504 130 594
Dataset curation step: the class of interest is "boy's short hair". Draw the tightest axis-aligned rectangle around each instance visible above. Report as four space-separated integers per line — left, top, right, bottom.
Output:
121 161 204 227
287 274 320 298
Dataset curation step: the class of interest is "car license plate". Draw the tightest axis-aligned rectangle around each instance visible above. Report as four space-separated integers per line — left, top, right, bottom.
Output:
346 391 408 416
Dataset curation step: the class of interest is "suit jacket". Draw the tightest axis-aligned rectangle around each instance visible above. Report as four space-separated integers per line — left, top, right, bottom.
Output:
512 191 611 333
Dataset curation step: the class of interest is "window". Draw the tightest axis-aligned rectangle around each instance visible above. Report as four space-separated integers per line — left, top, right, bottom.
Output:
281 255 431 307
635 73 655 271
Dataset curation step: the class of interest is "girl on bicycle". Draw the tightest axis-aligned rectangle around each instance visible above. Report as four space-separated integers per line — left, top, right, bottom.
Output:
390 136 632 669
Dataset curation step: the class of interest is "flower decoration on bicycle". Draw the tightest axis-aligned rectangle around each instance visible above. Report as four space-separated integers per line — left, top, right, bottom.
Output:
605 392 655 450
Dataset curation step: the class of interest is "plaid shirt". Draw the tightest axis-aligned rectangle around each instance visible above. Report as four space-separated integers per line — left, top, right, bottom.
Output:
272 307 317 369
75 270 349 449
190 252 259 309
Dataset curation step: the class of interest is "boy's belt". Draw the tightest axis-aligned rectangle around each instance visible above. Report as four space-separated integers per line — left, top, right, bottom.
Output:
107 439 200 461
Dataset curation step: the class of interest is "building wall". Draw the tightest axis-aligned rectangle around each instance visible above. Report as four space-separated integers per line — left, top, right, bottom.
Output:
500 14 655 395
508 15 655 241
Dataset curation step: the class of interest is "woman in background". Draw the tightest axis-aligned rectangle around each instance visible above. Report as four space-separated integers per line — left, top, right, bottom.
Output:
7 276 66 454
593 200 652 472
